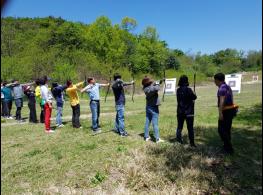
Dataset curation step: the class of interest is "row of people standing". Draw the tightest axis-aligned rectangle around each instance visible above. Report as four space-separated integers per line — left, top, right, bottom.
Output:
1 72 236 154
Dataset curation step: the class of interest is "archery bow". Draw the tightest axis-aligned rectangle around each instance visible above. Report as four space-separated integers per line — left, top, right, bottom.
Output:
129 63 135 103
104 70 112 102
193 72 196 93
162 68 166 102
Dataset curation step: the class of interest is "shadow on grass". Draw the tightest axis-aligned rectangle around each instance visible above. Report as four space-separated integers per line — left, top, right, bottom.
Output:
235 103 262 126
146 104 262 194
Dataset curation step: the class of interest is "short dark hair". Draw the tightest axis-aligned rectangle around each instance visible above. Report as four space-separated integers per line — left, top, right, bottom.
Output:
113 73 121 81
87 77 94 83
39 78 45 85
3 81 7 86
66 80 72 87
178 75 189 87
35 79 40 86
214 73 225 82
141 76 153 88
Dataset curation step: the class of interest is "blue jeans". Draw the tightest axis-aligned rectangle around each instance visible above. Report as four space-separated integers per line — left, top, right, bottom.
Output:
144 106 160 140
90 100 100 130
56 106 63 125
115 104 125 134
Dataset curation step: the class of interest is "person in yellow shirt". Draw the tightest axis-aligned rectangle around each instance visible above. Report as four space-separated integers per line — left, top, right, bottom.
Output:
35 79 45 123
66 80 84 128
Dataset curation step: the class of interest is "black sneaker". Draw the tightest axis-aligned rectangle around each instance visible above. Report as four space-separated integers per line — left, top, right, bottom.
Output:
120 132 128 137
190 143 197 148
176 138 183 144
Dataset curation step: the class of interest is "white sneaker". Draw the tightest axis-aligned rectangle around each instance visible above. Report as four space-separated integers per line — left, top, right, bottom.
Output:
145 137 150 141
45 129 55 133
58 124 64 128
156 138 164 143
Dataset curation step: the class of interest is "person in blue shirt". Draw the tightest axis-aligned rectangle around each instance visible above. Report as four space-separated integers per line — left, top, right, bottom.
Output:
1 81 13 119
51 82 68 128
111 73 134 137
81 78 109 132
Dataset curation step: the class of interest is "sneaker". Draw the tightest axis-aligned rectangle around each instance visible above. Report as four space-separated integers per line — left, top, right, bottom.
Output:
18 119 25 123
144 137 151 141
58 124 64 128
55 124 60 127
176 138 183 144
120 132 128 137
93 129 101 133
45 129 55 133
7 116 13 119
190 143 197 148
156 138 164 143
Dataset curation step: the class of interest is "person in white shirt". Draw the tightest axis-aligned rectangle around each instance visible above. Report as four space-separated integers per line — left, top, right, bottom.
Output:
40 77 54 133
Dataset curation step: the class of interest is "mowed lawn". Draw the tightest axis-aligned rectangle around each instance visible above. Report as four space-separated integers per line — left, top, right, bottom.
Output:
1 82 262 194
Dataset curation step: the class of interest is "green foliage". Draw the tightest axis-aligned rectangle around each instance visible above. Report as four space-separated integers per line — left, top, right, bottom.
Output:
1 17 262 83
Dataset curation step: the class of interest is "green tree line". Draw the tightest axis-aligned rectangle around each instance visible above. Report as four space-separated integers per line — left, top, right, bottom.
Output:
1 16 262 83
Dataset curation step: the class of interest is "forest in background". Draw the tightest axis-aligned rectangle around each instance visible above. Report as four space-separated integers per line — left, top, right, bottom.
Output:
1 16 262 83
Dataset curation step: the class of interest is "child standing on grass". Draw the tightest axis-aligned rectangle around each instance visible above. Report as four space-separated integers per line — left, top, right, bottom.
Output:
111 73 134 137
35 79 45 123
1 81 13 119
141 76 164 143
176 75 197 147
23 85 38 123
214 73 238 155
51 82 68 128
81 77 109 132
40 78 54 133
66 80 84 129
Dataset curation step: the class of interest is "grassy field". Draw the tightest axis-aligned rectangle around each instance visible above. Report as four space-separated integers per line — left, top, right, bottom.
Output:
1 82 262 194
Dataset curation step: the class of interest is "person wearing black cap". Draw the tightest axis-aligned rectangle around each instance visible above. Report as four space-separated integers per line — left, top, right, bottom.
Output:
176 75 197 147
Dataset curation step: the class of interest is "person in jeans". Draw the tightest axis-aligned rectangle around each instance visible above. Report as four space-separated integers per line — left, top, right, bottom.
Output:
23 85 38 123
40 78 54 133
111 73 134 137
176 75 197 147
81 77 109 132
214 73 238 155
51 82 68 128
12 79 25 122
66 80 84 129
141 76 164 143
1 81 13 119
35 79 44 123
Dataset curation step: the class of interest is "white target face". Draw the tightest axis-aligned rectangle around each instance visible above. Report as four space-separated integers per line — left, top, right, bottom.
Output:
163 78 176 94
225 74 242 93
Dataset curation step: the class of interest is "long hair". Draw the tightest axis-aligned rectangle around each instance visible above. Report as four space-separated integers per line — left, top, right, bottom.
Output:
178 75 189 87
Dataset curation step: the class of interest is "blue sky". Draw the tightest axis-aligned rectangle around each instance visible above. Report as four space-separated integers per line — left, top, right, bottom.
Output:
2 0 262 54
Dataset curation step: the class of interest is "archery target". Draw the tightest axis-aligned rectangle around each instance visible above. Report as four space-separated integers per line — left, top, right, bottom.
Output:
225 74 242 93
163 78 176 94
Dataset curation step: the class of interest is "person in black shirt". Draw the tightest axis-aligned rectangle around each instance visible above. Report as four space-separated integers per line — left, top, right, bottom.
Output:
176 75 197 147
23 85 38 123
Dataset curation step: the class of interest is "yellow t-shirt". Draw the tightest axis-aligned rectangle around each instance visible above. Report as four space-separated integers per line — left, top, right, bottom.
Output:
66 82 84 106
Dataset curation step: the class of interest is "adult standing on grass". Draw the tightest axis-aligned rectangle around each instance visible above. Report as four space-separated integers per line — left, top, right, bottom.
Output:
80 77 109 132
176 75 197 147
66 80 84 129
141 76 164 143
111 73 134 137
1 81 13 119
51 82 68 128
214 73 238 155
23 85 38 123
40 78 54 133
35 79 45 123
